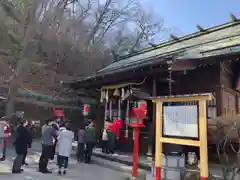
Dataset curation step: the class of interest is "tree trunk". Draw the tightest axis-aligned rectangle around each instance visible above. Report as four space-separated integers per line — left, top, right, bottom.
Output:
5 59 26 116
5 77 19 116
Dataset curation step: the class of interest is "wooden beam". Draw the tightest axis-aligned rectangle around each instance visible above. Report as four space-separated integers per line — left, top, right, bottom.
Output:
160 137 200 147
101 83 131 90
152 93 214 102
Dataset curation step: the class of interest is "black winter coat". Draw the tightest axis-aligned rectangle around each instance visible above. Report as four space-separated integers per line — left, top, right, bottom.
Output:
14 125 31 155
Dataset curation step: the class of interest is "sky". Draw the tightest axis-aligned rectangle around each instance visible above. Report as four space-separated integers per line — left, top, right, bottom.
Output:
144 0 240 36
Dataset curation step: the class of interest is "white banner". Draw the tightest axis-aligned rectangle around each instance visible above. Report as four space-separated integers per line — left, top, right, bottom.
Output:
163 105 198 138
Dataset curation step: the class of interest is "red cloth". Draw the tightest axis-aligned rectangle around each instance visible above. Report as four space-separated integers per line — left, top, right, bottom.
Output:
107 120 123 137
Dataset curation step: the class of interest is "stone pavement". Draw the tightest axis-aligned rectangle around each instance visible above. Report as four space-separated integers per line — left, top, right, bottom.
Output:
0 142 131 180
72 141 152 169
71 141 225 179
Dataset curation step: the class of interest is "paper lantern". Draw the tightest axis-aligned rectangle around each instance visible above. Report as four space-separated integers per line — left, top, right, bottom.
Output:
83 104 90 116
113 88 120 96
54 110 64 117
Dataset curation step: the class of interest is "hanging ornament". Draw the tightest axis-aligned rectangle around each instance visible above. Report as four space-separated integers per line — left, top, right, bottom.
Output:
113 88 120 96
124 90 130 100
100 89 105 103
125 100 130 138
167 60 173 96
121 88 125 100
105 90 109 102
130 88 133 94
104 100 108 120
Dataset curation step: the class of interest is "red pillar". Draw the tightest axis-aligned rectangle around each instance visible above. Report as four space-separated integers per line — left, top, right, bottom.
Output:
132 127 140 178
201 177 208 180
155 167 161 180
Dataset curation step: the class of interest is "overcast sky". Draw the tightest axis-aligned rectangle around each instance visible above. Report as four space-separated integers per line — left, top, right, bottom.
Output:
144 0 240 35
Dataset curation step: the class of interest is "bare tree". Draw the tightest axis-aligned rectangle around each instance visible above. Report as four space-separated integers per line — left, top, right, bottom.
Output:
0 0 166 116
0 0 78 115
210 115 240 180
70 0 165 55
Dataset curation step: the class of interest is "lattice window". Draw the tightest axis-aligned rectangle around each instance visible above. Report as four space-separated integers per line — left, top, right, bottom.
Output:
207 99 216 121
222 91 236 115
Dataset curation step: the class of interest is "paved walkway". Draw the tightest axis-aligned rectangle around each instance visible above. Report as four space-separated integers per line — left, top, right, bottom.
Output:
0 142 131 180
72 141 225 179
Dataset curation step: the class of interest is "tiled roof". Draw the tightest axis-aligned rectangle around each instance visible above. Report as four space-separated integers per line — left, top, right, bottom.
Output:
77 21 240 82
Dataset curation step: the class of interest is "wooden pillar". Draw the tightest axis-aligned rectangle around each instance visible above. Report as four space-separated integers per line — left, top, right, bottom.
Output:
149 79 157 156
215 86 223 116
216 61 224 116
199 100 209 180
155 101 163 180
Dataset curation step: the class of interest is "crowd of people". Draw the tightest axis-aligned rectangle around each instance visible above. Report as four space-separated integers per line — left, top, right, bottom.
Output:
11 114 125 176
12 117 97 176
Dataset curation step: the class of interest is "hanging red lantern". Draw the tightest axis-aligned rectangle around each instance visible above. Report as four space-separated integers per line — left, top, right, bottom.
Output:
54 109 64 117
83 104 90 116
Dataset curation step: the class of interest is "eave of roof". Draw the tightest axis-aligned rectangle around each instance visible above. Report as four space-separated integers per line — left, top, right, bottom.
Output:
66 21 240 85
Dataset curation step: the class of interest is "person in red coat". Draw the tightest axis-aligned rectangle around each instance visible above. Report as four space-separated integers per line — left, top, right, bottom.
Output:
106 120 123 155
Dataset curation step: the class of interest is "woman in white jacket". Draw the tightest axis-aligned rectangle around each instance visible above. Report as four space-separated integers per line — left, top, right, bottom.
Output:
57 124 74 175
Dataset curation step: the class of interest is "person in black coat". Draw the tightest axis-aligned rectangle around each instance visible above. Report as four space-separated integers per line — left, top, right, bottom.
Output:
12 120 31 173
22 121 34 166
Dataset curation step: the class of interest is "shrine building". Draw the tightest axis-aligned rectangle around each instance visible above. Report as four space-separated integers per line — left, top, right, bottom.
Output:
63 20 240 154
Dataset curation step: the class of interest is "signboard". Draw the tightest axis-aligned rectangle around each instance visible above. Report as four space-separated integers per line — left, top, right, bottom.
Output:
163 104 199 138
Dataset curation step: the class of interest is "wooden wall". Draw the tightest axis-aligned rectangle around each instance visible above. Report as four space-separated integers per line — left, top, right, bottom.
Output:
219 60 240 116
151 61 240 117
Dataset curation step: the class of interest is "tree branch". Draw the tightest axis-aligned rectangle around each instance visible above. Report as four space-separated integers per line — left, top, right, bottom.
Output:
0 49 11 56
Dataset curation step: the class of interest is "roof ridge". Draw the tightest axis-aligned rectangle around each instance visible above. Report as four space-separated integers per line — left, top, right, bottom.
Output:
119 21 240 60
